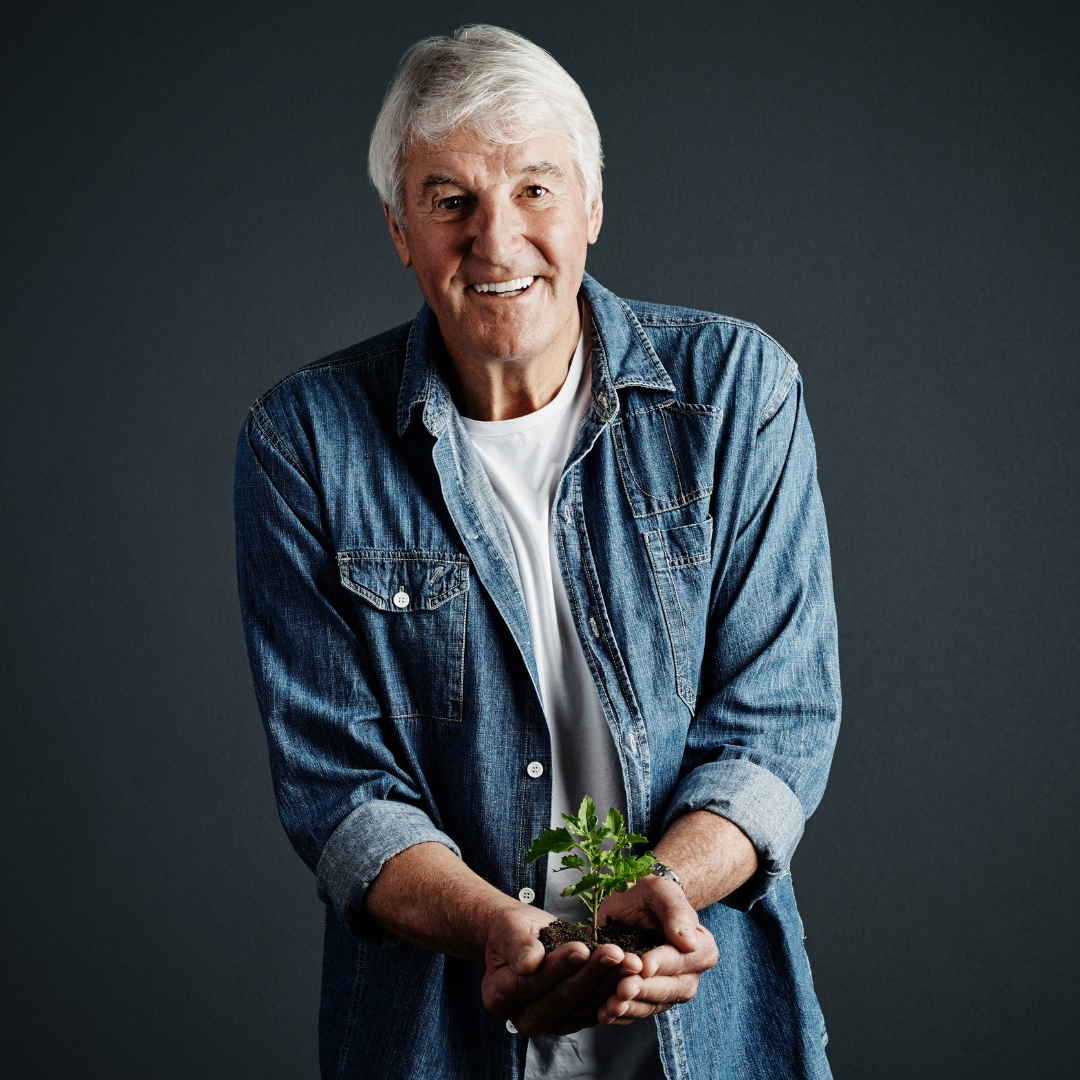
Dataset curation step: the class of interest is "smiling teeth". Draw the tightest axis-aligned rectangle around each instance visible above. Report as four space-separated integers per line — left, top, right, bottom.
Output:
474 276 535 293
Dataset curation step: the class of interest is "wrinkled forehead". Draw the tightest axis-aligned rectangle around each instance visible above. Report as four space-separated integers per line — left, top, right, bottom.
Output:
402 128 577 188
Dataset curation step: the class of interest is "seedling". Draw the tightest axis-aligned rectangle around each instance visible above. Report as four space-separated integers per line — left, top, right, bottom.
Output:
526 795 657 940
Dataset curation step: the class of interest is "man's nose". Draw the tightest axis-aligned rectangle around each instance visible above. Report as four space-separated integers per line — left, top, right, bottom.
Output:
469 199 524 267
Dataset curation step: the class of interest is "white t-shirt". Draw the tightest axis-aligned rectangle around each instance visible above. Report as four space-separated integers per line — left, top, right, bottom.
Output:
462 314 665 1080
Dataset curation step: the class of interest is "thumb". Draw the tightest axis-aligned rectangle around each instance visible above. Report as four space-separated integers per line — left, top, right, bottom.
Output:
509 934 546 975
659 895 700 954
489 912 546 975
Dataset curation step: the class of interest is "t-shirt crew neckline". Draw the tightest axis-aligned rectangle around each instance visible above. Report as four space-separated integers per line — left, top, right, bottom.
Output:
459 321 587 437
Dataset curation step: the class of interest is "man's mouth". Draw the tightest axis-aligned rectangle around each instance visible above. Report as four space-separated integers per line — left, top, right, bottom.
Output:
470 276 536 298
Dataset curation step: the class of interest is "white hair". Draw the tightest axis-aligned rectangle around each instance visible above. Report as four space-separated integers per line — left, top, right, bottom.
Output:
368 25 603 221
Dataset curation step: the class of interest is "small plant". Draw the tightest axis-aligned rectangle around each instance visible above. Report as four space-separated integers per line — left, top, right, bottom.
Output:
526 795 657 940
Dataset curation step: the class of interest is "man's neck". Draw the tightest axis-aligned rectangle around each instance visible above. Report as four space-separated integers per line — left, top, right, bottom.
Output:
444 301 583 422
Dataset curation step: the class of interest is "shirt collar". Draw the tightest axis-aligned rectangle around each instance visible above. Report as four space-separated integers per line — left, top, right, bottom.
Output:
396 272 675 438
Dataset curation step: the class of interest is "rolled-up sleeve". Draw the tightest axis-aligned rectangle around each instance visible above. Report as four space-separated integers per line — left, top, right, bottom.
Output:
316 801 460 939
665 351 841 911
234 404 459 940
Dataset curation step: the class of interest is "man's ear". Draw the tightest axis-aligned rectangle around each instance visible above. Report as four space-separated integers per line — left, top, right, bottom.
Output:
587 174 604 244
384 204 412 269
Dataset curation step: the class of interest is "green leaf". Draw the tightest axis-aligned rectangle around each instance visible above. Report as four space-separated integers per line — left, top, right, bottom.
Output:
620 854 657 880
560 882 591 898
525 827 576 862
528 795 661 925
578 795 597 834
564 873 605 896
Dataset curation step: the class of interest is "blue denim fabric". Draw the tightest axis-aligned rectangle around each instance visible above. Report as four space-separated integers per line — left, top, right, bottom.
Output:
235 274 840 1080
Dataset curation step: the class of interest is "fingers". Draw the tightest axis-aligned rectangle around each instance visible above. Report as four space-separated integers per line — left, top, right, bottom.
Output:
519 944 623 1019
503 941 592 1006
545 947 642 1035
597 972 700 1024
513 945 635 1037
482 908 594 1019
637 930 717 979
596 927 718 1027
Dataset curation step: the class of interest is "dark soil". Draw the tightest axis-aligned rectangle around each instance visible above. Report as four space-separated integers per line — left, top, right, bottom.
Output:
539 918 667 957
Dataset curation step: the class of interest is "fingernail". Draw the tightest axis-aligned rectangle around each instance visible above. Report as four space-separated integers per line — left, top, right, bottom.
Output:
516 948 532 967
569 951 587 965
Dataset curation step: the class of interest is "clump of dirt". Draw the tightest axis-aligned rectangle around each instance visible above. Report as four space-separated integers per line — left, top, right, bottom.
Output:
539 918 666 957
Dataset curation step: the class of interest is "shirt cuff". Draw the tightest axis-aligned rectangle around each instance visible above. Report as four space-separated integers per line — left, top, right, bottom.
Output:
316 800 462 942
661 759 805 911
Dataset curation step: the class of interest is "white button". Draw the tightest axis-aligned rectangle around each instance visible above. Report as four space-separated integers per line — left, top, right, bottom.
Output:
506 1019 518 1034
518 887 535 903
392 590 410 608
526 761 544 778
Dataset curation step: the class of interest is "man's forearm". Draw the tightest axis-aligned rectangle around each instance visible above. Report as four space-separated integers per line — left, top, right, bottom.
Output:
652 810 759 911
364 841 526 961
365 812 756 960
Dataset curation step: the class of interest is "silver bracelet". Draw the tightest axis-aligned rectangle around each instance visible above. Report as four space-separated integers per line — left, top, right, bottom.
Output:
651 862 684 889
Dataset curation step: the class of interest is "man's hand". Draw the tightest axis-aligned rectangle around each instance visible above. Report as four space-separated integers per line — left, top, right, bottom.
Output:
365 815 755 1033
481 905 644 1036
588 811 759 1026
366 842 648 1036
593 874 718 1024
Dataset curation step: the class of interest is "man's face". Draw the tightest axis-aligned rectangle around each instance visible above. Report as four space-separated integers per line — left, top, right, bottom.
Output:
386 129 603 370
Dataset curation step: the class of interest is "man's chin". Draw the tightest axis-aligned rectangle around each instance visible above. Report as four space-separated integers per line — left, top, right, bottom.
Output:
457 337 550 366
444 315 568 367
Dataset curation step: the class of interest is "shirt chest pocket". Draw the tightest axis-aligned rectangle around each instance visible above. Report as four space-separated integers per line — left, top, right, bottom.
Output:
336 550 470 722
610 400 723 519
643 518 713 715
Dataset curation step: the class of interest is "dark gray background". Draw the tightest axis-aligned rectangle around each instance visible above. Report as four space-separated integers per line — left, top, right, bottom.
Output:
2 1 1077 1076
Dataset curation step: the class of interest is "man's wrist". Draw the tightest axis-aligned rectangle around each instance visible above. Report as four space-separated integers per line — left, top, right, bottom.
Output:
482 893 528 933
652 810 759 910
651 861 684 890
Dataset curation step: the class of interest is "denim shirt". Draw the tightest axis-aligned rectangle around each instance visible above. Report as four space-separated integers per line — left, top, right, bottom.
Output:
235 274 841 1080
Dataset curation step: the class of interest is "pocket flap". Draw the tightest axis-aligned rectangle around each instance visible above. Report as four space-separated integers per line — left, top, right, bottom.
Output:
336 550 470 612
649 518 713 568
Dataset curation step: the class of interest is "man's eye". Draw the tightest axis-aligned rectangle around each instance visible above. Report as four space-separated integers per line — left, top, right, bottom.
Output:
523 185 546 198
438 196 465 210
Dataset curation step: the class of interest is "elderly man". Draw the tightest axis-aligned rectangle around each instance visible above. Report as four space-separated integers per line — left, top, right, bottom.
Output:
235 24 840 1080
